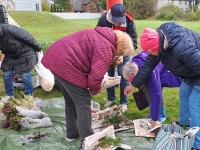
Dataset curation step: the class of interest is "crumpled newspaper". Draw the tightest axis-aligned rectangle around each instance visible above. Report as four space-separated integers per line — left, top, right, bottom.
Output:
83 126 131 150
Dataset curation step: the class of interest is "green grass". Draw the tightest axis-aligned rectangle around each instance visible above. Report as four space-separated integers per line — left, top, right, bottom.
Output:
2 12 199 124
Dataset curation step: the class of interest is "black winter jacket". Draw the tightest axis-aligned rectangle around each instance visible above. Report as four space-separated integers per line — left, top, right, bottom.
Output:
0 5 8 24
97 12 138 50
132 22 200 87
0 24 42 74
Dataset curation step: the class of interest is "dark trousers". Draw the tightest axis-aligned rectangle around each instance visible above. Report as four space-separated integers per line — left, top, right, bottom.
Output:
54 74 94 143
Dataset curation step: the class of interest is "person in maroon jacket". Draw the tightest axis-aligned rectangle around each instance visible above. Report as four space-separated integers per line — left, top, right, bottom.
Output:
41 27 133 149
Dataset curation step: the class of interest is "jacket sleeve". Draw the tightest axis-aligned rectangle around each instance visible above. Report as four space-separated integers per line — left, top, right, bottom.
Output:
6 25 42 52
96 15 107 27
146 69 163 121
87 43 115 93
132 54 159 88
126 20 138 50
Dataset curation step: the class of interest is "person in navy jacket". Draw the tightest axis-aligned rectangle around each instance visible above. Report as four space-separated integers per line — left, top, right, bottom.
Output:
124 22 200 150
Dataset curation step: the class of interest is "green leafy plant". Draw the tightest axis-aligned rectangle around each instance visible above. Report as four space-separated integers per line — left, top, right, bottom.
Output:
102 112 133 129
99 136 121 148
2 101 18 119
9 116 21 130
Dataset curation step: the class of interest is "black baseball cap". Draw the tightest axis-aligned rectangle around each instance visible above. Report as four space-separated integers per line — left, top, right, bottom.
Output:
111 3 126 23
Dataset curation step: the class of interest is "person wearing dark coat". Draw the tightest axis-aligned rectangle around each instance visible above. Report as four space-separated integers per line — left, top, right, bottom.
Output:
123 52 182 123
97 3 138 112
124 22 200 150
0 4 8 24
0 24 42 103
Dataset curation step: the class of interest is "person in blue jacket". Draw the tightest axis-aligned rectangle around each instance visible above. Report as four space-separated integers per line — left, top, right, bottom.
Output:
124 22 200 150
97 3 138 112
123 52 182 123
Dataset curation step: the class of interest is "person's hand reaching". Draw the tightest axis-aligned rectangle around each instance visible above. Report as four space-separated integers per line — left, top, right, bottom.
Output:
124 85 135 96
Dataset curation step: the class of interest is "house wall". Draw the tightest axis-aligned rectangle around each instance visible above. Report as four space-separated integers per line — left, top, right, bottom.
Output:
157 0 189 11
12 0 42 11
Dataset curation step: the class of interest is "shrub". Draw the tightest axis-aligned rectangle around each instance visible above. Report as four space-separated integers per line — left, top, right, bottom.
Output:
125 0 156 20
155 4 185 20
42 0 51 12
187 11 197 21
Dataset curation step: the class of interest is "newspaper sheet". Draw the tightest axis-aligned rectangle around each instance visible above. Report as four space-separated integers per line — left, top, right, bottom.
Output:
133 119 161 137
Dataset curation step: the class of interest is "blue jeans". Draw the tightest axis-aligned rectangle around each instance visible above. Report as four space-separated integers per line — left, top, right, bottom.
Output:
3 70 33 96
179 81 200 149
106 56 130 104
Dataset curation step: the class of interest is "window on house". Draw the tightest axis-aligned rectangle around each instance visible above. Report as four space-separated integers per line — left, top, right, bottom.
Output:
179 1 182 5
36 3 39 11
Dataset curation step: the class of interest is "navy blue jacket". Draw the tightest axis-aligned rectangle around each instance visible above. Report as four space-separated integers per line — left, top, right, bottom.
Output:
132 22 200 87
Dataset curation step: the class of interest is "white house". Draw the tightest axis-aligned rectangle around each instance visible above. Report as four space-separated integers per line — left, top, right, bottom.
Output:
3 0 42 11
157 0 190 11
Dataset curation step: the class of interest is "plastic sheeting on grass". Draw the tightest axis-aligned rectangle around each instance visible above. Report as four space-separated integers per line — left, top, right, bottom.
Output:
0 97 154 150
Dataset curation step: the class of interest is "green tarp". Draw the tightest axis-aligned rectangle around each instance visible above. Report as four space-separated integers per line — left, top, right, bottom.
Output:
0 97 154 150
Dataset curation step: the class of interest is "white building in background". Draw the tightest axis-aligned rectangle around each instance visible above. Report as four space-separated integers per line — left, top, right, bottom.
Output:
157 0 190 11
2 0 42 11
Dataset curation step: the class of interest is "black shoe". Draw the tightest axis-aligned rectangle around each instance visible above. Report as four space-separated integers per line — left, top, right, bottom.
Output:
191 148 200 150
176 121 190 127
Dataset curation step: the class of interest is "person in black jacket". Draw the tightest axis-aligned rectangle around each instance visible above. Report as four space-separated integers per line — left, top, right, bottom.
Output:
124 22 200 150
97 3 138 112
0 24 42 103
0 4 8 24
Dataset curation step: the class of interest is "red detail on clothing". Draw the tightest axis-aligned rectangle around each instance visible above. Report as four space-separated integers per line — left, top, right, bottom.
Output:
125 11 133 21
113 26 126 31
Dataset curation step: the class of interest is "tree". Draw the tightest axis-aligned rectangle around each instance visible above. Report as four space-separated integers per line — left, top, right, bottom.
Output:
42 0 51 12
54 0 73 12
124 0 156 19
100 0 106 10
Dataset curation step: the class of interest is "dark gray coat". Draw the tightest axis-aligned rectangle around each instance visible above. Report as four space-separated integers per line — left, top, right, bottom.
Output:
0 24 42 74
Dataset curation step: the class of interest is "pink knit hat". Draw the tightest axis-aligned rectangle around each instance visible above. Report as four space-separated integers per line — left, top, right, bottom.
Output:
140 28 160 53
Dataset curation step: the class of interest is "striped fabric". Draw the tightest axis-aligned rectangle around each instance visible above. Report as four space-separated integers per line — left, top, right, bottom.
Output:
152 123 195 150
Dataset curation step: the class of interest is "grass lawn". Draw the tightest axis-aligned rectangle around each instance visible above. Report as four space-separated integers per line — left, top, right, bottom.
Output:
1 11 200 123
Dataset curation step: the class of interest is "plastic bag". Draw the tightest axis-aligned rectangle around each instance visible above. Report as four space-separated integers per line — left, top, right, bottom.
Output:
20 117 53 129
35 52 54 91
102 72 121 89
152 122 199 150
17 107 48 119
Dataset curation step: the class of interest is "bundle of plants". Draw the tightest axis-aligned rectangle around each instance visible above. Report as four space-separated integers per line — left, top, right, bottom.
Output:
1 101 21 130
102 112 134 130
97 136 121 149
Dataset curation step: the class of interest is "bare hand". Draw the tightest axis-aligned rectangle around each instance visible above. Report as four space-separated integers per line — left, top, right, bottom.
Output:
0 54 5 61
116 55 123 65
151 120 159 126
124 85 135 96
